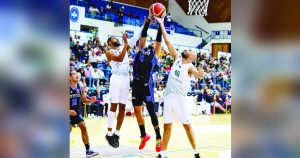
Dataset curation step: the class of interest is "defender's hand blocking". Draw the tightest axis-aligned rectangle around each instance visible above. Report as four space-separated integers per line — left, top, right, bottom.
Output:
153 16 165 25
122 33 128 44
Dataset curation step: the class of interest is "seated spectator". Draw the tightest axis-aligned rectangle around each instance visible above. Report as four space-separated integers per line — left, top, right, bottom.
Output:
90 86 105 117
203 89 226 113
85 64 92 86
166 13 172 25
92 67 100 87
79 67 86 86
89 5 100 15
89 51 98 68
98 66 107 85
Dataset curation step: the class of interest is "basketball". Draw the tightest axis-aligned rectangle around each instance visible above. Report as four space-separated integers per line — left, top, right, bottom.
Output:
150 3 165 17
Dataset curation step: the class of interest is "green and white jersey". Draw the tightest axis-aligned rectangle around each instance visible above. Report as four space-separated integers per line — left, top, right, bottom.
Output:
164 58 193 96
109 46 129 76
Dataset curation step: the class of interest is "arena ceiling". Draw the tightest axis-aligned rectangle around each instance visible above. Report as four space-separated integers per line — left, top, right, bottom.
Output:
175 0 231 23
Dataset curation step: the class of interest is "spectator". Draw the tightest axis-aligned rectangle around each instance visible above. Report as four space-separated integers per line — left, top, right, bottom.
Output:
85 64 92 86
166 13 172 26
102 92 109 116
72 41 81 59
79 67 86 86
98 66 107 85
89 5 100 15
92 67 100 87
89 50 98 68
157 86 164 116
91 86 104 117
70 36 75 48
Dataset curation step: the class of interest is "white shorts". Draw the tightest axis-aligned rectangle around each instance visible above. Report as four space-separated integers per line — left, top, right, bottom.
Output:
164 95 191 124
109 74 130 104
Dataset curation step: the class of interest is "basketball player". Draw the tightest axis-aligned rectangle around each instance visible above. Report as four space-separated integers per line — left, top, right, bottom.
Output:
70 70 99 157
131 10 163 152
154 16 205 158
105 27 144 147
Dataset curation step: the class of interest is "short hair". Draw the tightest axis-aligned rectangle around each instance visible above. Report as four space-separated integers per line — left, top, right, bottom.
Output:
181 50 188 59
107 36 113 43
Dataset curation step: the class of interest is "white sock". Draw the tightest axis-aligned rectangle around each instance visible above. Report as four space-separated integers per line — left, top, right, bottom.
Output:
107 131 113 136
194 149 199 154
160 150 167 157
114 130 120 136
107 111 115 129
128 26 143 48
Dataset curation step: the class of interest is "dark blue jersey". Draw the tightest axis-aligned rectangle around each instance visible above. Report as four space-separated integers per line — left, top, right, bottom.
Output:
133 47 157 83
70 83 82 112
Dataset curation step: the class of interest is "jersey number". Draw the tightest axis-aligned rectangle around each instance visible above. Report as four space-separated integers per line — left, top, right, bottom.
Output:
139 54 144 62
175 70 180 77
72 98 77 107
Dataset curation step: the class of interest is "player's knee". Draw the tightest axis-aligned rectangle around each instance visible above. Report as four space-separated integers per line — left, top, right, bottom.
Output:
79 123 87 132
183 124 192 131
164 124 172 131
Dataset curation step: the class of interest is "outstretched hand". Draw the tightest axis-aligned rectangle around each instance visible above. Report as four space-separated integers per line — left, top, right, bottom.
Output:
153 16 164 25
122 32 128 44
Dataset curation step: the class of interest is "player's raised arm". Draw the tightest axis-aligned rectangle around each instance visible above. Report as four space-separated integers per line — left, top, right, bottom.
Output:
154 24 163 58
189 65 206 80
154 16 180 60
105 33 129 62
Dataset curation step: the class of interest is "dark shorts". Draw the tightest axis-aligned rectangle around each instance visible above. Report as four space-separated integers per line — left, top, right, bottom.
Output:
70 113 84 125
132 79 154 106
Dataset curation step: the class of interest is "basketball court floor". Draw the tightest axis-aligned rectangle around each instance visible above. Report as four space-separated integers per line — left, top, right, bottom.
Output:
70 114 231 158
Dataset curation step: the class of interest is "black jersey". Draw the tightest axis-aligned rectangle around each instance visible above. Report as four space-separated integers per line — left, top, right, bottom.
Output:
133 47 157 83
70 83 82 113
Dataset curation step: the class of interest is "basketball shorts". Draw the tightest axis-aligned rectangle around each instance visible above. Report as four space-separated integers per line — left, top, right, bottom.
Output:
164 95 191 124
70 113 84 125
132 79 154 106
109 74 130 104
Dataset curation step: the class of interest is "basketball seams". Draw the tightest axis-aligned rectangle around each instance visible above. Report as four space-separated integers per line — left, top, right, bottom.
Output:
152 3 165 17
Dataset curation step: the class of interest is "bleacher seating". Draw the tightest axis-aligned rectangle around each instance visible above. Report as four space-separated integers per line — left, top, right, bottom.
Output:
70 0 197 36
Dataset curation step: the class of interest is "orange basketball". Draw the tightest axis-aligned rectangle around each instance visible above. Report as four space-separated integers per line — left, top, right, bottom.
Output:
150 3 165 17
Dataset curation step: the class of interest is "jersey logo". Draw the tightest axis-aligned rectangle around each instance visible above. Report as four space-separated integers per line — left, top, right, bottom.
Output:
175 70 181 77
139 54 144 62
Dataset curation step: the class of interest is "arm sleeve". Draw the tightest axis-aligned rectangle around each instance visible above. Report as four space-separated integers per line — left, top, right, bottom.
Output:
128 25 144 48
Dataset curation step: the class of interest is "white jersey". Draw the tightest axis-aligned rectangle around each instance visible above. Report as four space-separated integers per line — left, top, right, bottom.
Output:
109 46 129 76
164 58 193 96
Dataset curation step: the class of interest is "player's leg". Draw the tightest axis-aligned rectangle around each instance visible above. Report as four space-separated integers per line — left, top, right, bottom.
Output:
183 124 200 158
132 82 151 150
106 102 118 148
145 101 162 152
77 121 99 157
116 103 126 132
159 96 173 157
78 121 89 146
108 103 118 131
180 96 200 158
70 125 72 133
160 123 172 157
112 80 130 147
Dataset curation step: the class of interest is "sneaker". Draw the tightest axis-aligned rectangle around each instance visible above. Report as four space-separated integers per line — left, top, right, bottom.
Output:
139 134 151 150
195 153 201 158
155 139 162 152
157 154 167 158
105 134 117 148
86 149 99 158
113 133 120 148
